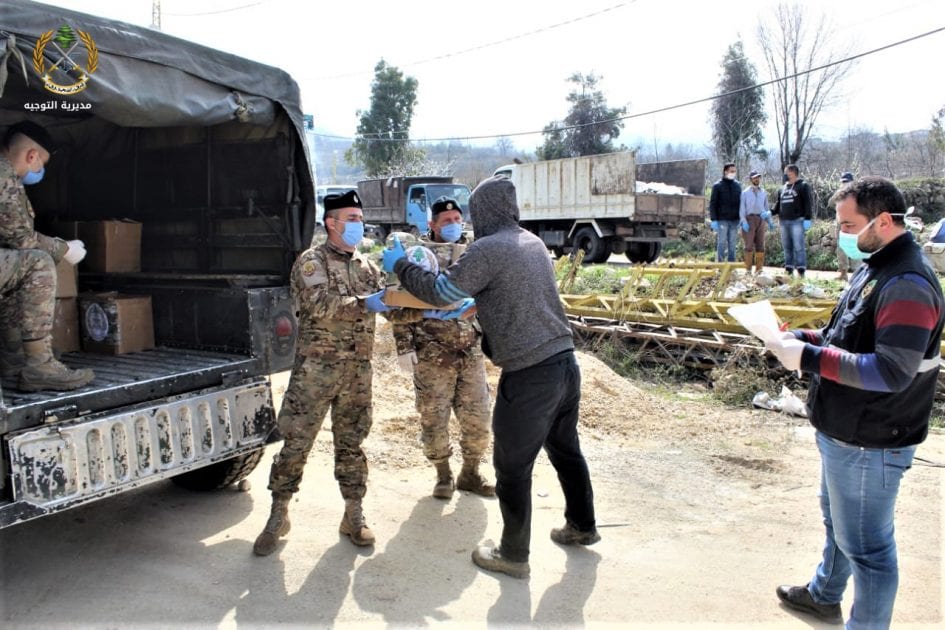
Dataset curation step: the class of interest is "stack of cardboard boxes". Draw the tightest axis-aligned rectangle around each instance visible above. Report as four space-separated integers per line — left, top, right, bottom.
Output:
51 219 154 355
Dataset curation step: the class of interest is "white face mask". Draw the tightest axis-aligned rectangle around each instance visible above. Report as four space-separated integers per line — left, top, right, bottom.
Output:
724 172 736 180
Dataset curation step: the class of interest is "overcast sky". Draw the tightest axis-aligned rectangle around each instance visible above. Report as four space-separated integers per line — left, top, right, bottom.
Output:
34 0 945 151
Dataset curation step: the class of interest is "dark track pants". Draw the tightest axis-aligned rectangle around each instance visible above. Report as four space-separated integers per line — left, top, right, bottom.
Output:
492 350 596 562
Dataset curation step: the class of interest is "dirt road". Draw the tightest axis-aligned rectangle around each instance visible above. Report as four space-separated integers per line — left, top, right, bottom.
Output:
1 322 942 628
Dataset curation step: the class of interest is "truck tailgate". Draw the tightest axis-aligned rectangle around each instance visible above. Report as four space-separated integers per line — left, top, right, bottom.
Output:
1 348 257 434
1 377 273 528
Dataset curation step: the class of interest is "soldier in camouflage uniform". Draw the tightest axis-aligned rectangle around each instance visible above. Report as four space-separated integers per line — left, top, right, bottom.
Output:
0 121 93 391
393 197 494 499
254 190 417 556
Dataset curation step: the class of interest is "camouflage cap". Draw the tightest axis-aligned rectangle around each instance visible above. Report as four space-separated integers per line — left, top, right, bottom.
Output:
3 121 57 154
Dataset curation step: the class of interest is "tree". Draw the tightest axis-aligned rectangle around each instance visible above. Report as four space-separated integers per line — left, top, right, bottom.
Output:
710 40 766 170
757 3 850 169
927 104 945 176
537 73 626 160
345 60 419 177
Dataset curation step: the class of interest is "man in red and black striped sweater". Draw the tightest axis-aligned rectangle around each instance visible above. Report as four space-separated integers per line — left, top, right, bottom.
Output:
765 176 944 629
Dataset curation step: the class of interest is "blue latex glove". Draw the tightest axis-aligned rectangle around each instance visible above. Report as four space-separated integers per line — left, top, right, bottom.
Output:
442 297 476 320
382 235 406 273
803 219 812 231
740 220 750 232
364 289 394 313
710 220 719 232
424 298 476 321
766 217 776 230
422 308 450 320
760 210 771 220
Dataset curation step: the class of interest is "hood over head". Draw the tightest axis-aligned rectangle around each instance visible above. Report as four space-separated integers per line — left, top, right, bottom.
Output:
469 175 519 237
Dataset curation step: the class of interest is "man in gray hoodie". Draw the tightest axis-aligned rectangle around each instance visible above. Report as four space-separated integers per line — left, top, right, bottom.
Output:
384 175 599 579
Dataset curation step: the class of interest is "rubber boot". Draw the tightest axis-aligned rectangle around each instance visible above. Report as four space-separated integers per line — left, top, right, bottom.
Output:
253 492 292 556
754 252 765 274
456 460 495 497
432 461 454 499
19 338 94 392
743 251 753 272
0 327 24 378
339 499 375 546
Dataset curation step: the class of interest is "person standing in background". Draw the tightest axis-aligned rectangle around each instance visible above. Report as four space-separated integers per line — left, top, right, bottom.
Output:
708 163 742 263
773 164 815 278
739 170 770 273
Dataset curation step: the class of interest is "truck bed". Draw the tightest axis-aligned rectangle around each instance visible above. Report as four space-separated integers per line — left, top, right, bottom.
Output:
1 347 256 434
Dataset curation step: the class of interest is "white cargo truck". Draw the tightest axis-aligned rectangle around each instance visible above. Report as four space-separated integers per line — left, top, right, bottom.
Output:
497 152 706 263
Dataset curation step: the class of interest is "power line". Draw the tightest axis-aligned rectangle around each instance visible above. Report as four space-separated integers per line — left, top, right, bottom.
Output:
165 0 275 17
315 25 945 145
306 2 633 81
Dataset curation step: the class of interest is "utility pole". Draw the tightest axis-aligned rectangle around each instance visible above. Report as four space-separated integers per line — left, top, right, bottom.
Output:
151 0 162 30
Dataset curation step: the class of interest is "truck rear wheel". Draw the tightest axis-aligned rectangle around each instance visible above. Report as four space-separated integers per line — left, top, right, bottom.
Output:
626 242 662 264
172 447 266 491
573 227 608 264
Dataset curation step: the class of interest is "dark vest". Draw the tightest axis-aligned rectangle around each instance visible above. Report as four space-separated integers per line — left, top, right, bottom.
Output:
808 232 944 447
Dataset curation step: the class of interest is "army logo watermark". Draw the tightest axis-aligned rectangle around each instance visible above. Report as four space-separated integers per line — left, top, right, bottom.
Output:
32 25 98 95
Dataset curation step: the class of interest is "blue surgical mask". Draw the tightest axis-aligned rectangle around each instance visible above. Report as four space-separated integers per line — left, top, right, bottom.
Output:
338 221 364 247
439 223 463 243
22 166 45 185
837 218 877 261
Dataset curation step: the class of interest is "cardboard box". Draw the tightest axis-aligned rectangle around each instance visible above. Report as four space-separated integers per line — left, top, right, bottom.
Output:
78 292 154 354
381 286 461 311
52 298 80 353
55 258 78 298
78 220 142 272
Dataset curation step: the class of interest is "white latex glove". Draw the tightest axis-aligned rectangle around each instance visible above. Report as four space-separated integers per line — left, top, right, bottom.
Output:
63 239 86 265
780 330 796 341
397 351 418 374
765 338 805 372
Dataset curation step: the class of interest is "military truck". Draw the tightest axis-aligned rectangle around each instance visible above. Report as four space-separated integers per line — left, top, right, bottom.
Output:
357 176 472 240
496 152 707 263
0 1 314 528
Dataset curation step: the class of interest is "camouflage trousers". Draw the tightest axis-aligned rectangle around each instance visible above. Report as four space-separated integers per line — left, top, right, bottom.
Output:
268 356 373 500
413 343 491 464
0 249 56 340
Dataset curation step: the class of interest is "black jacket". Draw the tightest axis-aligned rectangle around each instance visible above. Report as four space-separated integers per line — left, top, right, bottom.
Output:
804 233 945 447
773 178 814 221
708 178 742 221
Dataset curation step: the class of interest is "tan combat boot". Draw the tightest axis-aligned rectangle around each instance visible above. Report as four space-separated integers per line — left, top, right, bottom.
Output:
253 492 292 556
432 461 454 499
1 328 24 378
743 251 753 272
457 460 496 497
754 252 765 274
19 338 94 392
340 499 375 546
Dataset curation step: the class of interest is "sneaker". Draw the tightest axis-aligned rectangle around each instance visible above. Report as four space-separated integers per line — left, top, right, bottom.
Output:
550 522 601 546
776 584 843 624
471 545 530 579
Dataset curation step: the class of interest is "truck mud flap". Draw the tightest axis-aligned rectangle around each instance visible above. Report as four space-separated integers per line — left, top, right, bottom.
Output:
0 379 274 529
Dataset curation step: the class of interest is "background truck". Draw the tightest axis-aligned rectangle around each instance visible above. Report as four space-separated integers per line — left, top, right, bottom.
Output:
0 1 315 528
497 152 707 263
357 176 472 240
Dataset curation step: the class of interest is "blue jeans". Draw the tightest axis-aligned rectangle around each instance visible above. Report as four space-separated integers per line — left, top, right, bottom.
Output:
716 220 738 262
808 431 916 629
780 219 807 271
